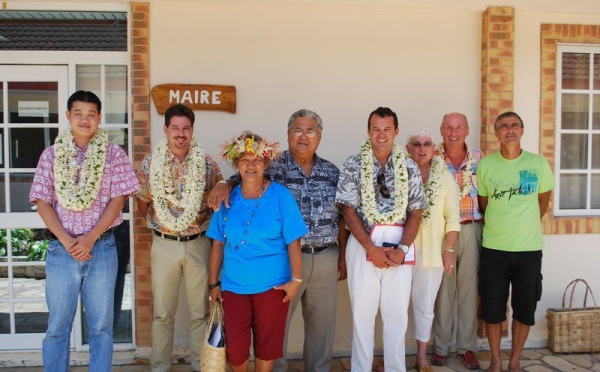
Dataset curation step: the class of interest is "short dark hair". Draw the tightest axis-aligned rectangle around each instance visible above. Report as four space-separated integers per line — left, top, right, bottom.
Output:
165 104 195 127
67 90 102 113
368 107 398 130
494 111 524 131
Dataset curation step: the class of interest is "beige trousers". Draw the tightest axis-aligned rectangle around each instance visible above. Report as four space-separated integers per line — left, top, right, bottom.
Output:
274 244 340 372
150 235 210 372
432 221 482 355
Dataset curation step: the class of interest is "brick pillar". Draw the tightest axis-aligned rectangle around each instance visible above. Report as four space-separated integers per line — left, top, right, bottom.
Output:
131 1 152 348
478 6 515 338
481 6 515 154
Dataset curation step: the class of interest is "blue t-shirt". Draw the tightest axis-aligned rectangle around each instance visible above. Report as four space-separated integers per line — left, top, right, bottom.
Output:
206 182 308 294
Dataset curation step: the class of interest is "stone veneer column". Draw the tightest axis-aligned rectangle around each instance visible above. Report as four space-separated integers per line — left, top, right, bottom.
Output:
481 6 515 154
131 2 152 348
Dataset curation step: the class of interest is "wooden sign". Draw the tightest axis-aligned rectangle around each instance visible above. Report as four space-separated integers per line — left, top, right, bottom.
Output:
151 84 236 114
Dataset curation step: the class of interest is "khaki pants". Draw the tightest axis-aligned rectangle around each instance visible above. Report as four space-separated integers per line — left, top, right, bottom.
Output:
432 222 482 355
274 244 340 372
150 235 210 372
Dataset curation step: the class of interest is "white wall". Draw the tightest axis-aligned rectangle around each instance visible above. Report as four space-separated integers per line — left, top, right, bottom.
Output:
150 1 482 354
149 2 482 177
148 0 600 355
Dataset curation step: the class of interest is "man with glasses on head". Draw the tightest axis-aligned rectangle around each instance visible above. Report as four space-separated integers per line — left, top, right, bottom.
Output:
477 111 554 372
432 112 485 369
208 109 348 372
335 107 427 372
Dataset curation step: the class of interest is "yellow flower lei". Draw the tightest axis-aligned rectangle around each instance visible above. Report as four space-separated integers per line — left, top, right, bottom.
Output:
54 129 108 211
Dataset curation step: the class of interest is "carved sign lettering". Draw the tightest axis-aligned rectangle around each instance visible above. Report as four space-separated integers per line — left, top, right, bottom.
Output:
151 84 236 114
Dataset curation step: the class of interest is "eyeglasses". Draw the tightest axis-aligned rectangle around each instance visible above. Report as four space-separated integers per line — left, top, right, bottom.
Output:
290 128 319 138
377 173 390 199
411 141 433 148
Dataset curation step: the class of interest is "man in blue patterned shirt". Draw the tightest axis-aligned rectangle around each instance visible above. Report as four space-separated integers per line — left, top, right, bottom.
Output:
209 109 348 372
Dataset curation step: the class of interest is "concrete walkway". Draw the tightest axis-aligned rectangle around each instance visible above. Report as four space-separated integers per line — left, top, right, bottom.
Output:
3 349 600 371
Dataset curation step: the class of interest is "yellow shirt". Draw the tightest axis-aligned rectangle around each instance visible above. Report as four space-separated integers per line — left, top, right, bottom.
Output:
415 167 461 268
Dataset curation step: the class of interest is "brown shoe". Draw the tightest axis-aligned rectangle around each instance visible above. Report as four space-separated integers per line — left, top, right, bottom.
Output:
457 351 480 370
431 353 448 366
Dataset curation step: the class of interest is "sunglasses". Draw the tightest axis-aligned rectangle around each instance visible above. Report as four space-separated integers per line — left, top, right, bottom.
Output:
377 173 390 199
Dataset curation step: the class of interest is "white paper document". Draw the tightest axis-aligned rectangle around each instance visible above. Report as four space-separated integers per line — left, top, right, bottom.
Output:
369 224 416 265
208 322 224 347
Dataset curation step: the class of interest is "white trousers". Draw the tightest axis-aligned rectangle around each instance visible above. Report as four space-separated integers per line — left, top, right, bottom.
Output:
411 243 444 342
346 234 412 372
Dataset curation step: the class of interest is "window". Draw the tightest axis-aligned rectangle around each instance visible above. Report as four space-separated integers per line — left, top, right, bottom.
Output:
555 46 600 217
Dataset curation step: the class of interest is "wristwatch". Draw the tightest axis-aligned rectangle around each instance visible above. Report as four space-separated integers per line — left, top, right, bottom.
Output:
397 244 410 254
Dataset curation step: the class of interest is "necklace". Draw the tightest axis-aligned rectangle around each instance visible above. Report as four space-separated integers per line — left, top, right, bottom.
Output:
359 139 409 225
150 138 206 232
222 182 267 249
54 128 108 211
421 156 444 224
438 142 475 198
241 181 267 199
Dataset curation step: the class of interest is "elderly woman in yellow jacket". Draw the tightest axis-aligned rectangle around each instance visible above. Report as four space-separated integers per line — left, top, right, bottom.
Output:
406 128 461 372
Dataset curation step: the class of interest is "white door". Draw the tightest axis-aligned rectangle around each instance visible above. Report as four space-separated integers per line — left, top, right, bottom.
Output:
0 65 69 350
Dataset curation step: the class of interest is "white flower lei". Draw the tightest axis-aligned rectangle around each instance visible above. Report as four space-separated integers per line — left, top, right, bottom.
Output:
438 142 475 197
421 156 444 224
150 138 206 233
359 139 409 225
54 128 108 211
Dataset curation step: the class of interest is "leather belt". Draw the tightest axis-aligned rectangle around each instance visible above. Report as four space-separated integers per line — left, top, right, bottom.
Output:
460 219 482 225
301 242 334 254
49 228 113 240
154 229 205 242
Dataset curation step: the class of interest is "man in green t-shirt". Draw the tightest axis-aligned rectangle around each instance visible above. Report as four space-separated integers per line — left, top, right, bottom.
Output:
477 111 555 372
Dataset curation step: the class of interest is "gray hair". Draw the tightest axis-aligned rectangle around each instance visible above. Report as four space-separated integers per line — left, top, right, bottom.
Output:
406 127 435 146
494 111 524 131
287 109 323 131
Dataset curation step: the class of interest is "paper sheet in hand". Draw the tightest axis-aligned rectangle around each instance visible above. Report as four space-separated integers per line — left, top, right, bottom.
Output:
368 224 416 265
208 322 224 347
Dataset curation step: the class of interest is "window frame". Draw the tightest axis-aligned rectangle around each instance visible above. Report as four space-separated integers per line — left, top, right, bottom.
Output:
554 45 600 217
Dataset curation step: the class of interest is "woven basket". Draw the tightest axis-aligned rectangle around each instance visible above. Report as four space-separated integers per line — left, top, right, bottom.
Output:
201 302 227 372
547 278 600 353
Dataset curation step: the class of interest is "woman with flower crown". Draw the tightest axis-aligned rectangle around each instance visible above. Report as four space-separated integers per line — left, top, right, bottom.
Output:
207 131 308 372
405 128 460 372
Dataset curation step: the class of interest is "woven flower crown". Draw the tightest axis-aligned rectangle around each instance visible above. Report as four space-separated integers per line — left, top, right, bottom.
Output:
221 130 280 165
